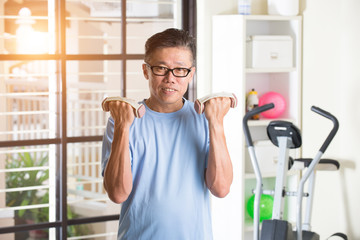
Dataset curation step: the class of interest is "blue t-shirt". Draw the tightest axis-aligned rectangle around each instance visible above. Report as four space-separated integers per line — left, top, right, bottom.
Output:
101 99 213 240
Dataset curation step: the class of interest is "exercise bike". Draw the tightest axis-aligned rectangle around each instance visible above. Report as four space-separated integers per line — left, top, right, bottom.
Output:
243 103 345 240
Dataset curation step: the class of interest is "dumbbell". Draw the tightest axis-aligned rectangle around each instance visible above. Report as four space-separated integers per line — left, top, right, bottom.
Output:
194 92 238 114
101 96 146 118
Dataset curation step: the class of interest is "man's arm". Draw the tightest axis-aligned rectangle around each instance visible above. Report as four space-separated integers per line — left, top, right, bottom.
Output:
204 97 233 198
103 101 134 204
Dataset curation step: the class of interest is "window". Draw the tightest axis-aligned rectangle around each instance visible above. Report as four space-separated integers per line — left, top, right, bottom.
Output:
0 0 196 238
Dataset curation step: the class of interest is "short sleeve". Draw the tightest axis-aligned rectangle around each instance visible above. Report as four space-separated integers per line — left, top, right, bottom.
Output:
101 117 114 177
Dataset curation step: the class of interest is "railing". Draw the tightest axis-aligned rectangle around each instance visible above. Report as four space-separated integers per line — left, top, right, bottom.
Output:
0 60 118 238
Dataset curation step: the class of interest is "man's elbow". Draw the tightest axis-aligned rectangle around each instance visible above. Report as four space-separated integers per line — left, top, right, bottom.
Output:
210 186 231 198
207 178 232 198
104 181 132 204
108 193 130 204
206 173 233 198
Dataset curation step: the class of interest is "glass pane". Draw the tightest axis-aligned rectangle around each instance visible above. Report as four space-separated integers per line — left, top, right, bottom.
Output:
0 60 59 141
66 60 121 137
67 142 120 236
1 2 55 54
126 60 149 100
127 21 176 54
66 0 121 54
14 227 57 240
126 0 180 54
67 221 118 239
127 0 175 18
0 145 57 239
67 142 104 202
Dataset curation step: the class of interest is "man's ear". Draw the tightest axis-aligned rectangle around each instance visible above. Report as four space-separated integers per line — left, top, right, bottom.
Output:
142 64 149 80
188 66 196 84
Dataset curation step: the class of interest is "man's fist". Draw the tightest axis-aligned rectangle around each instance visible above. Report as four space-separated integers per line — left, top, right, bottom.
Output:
102 96 145 118
194 92 237 114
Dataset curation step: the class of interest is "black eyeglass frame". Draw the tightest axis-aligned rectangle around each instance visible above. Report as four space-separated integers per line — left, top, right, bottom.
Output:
145 63 192 78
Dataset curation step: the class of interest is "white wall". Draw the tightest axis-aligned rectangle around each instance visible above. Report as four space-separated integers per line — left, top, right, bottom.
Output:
197 0 266 97
199 0 360 239
197 1 266 239
301 0 360 239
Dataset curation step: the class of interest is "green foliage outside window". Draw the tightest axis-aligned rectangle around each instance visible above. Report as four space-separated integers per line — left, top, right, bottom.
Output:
5 151 90 237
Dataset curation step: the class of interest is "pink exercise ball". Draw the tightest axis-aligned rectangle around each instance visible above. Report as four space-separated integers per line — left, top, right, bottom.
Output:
259 91 286 119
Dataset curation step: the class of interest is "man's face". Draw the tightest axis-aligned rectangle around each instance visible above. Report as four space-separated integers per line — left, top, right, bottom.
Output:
142 47 195 112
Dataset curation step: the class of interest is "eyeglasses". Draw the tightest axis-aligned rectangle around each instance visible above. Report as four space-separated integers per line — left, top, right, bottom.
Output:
145 63 192 78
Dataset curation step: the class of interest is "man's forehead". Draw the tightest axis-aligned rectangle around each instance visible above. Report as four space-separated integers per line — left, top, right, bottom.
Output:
150 47 193 65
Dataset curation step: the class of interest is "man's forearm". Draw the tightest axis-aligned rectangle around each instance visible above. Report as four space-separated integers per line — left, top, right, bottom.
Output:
206 123 233 198
103 125 133 203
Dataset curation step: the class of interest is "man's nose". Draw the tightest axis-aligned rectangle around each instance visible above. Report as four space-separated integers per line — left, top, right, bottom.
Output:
163 70 177 83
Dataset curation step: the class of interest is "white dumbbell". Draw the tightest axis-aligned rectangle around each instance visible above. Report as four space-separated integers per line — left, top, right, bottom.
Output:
101 96 146 118
194 92 238 114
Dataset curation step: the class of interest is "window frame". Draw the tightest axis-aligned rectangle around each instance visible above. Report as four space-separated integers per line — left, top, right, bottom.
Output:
0 0 196 238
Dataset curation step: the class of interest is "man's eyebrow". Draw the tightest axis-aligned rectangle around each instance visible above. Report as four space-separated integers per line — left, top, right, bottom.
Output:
153 61 188 67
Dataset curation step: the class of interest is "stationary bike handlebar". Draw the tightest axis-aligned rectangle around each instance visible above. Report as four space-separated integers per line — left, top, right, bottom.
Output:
296 106 339 240
243 103 275 147
243 103 274 240
311 106 339 153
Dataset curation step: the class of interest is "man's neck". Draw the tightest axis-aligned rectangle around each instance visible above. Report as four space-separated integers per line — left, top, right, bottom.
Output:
145 98 184 113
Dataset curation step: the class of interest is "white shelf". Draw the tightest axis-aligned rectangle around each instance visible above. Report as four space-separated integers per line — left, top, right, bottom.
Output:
246 67 296 73
248 118 296 127
245 172 276 179
245 14 302 21
245 170 298 179
212 14 302 239
244 219 255 232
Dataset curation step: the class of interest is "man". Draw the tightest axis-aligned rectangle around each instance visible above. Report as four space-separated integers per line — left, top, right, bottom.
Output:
101 28 233 239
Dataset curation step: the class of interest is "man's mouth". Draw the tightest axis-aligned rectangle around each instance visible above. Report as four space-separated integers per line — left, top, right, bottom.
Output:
162 88 176 92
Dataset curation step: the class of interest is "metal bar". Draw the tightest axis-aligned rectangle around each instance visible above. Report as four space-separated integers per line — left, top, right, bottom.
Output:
54 2 62 239
247 146 262 240
0 129 53 135
0 110 51 116
59 0 68 238
121 0 127 97
272 137 291 220
66 136 103 143
0 138 61 147
0 203 50 212
0 54 143 61
67 195 108 203
296 151 323 240
0 54 62 60
0 214 119 234
0 185 49 193
67 214 120 226
0 135 102 148
182 0 197 101
65 54 143 60
303 171 316 231
0 221 62 234
67 232 117 240
66 17 120 22
0 166 49 173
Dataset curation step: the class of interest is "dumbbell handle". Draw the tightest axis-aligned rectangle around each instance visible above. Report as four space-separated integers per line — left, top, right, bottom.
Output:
194 92 237 114
101 96 145 118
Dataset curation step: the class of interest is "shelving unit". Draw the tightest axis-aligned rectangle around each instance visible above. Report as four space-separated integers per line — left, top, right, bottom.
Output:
211 15 302 239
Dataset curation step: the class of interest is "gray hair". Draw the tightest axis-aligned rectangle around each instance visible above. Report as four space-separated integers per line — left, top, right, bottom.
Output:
144 28 196 66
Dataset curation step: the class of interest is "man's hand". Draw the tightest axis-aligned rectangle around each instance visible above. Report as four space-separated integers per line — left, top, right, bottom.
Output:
102 96 146 119
194 92 237 115
203 97 231 125
108 100 136 129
